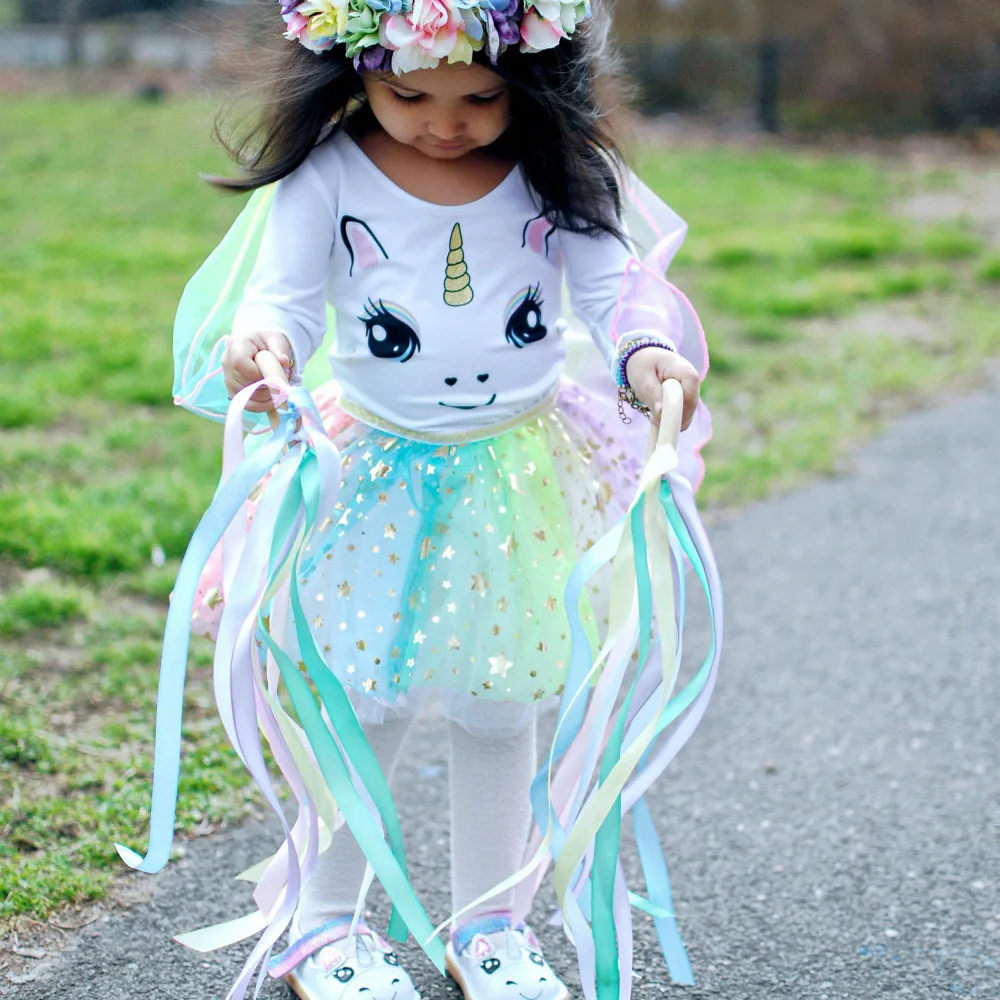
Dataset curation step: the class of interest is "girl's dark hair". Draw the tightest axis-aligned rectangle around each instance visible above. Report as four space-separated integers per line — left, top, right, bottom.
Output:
213 10 629 241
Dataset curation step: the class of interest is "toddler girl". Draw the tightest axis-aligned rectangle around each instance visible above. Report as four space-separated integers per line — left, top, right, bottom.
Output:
133 2 717 998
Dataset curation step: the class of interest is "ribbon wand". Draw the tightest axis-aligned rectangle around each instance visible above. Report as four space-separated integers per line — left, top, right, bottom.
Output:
254 349 290 430
654 377 684 450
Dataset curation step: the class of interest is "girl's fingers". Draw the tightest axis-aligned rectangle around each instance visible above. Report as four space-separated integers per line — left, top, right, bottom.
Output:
223 337 287 410
650 354 699 431
673 370 701 431
625 348 688 422
630 366 668 421
261 332 293 376
625 348 702 430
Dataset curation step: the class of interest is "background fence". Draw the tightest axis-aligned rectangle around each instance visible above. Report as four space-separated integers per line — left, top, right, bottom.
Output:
618 0 1000 130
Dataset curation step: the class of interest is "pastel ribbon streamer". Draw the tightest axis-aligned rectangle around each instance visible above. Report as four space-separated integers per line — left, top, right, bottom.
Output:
508 415 723 999
120 378 447 998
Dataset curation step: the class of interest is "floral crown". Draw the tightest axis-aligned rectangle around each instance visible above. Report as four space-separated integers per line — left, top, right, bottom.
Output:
280 0 591 75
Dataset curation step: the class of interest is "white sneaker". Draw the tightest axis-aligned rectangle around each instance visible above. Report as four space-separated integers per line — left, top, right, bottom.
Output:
446 916 569 1000
268 915 421 1000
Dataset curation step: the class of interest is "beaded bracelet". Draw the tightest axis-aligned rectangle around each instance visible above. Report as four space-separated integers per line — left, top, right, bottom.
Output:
613 336 677 423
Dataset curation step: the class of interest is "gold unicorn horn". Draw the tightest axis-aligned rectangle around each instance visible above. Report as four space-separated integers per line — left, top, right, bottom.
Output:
443 223 474 307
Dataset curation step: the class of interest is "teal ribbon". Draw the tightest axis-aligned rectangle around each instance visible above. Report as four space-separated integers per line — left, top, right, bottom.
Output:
257 449 444 969
536 471 722 997
116 425 292 873
632 796 693 984
120 387 445 977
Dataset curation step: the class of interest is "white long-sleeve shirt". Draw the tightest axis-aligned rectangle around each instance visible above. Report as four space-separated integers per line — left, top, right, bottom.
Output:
232 131 646 435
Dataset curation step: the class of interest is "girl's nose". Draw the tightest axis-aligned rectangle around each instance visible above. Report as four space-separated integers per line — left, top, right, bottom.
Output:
427 115 464 141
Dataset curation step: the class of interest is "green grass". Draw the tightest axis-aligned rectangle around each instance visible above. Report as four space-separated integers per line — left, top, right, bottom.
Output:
1 97 999 927
635 143 1000 504
0 98 257 927
978 255 1000 283
0 607 256 921
0 585 87 637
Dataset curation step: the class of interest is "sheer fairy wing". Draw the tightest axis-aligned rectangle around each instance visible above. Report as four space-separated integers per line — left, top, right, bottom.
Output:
172 187 277 432
617 171 708 380
562 170 712 491
172 185 337 431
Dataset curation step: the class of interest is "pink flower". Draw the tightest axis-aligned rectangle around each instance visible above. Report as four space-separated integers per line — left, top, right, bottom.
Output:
518 8 562 51
383 0 465 71
282 10 312 42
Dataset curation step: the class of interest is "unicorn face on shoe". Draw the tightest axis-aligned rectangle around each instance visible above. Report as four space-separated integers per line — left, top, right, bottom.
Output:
269 920 421 1000
447 926 569 1000
314 933 409 999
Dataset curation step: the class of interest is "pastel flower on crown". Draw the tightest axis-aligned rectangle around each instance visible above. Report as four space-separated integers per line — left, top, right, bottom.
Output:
344 0 384 55
283 0 350 47
365 0 410 13
487 0 522 48
278 0 587 65
382 0 467 72
282 9 313 45
354 42 394 70
519 0 587 52
448 8 485 63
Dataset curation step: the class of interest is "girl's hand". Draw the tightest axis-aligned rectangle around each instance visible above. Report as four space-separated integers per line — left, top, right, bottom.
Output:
223 332 294 413
625 347 701 430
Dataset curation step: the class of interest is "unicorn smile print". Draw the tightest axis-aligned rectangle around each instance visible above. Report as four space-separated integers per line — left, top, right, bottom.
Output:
439 393 497 408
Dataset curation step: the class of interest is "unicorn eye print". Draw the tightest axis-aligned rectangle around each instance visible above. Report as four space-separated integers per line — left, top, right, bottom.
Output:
359 299 421 362
504 284 547 348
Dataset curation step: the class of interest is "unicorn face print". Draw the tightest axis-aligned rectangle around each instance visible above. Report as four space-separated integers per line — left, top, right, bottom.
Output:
334 211 565 428
459 928 566 1000
311 933 412 1000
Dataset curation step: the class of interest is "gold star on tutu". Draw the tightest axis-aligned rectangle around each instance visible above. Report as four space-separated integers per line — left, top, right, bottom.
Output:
499 535 518 558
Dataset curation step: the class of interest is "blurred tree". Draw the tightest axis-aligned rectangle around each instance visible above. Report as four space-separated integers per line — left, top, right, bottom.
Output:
62 0 83 64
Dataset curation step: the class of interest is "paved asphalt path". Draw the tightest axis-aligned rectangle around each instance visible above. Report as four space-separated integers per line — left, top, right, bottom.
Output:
16 381 1000 1000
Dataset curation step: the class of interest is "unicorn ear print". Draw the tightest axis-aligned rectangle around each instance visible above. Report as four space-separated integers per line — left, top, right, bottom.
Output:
524 928 541 952
341 216 389 276
371 932 393 953
522 214 557 259
472 934 495 961
317 946 346 972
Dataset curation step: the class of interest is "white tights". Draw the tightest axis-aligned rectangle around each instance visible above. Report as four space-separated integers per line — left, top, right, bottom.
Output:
296 715 537 932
